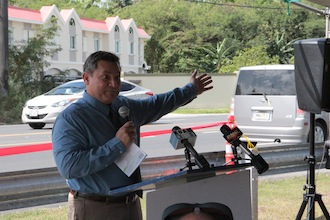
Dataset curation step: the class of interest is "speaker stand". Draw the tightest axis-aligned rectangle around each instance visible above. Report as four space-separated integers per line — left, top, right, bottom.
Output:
296 113 330 220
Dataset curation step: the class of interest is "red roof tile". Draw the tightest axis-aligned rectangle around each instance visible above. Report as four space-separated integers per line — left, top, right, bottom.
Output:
8 5 149 37
80 18 108 31
8 5 42 21
138 26 151 38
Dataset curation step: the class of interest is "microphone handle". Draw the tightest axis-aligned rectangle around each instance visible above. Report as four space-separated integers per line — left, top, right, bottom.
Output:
181 139 199 158
236 142 269 174
194 155 211 171
123 116 130 123
236 142 254 158
251 154 269 174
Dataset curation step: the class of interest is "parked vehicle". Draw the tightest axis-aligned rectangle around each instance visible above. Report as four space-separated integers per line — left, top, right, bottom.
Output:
21 79 154 129
230 64 329 146
43 74 82 87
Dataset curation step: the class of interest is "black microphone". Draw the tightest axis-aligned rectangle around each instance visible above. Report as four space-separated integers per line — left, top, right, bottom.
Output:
220 124 269 174
118 106 130 123
170 126 210 171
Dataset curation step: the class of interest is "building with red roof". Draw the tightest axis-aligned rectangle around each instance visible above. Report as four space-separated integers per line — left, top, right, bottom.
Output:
8 5 151 77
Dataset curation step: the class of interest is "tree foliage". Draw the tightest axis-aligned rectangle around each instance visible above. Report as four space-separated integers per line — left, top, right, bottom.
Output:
113 0 325 73
8 0 327 74
9 17 61 85
220 45 279 73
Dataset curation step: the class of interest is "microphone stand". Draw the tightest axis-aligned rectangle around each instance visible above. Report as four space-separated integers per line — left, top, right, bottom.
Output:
296 113 330 220
180 148 195 171
179 139 210 172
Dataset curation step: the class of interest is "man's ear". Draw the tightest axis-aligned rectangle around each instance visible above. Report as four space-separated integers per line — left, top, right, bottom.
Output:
82 72 89 84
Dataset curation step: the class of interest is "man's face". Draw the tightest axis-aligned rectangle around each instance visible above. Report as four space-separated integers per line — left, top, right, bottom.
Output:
83 60 121 105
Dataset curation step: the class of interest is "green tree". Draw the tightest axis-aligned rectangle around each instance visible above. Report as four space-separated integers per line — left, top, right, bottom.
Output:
200 38 233 73
115 0 229 73
252 2 323 63
220 46 279 73
267 32 296 64
9 17 61 85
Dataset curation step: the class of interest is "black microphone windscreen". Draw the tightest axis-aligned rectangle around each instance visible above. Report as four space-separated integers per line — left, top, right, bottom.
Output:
220 124 231 135
118 106 129 119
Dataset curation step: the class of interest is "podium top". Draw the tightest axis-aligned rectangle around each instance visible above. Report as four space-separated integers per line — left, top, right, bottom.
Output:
108 163 252 196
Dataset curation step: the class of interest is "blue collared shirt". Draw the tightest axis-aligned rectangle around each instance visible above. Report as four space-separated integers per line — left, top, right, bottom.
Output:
52 83 197 195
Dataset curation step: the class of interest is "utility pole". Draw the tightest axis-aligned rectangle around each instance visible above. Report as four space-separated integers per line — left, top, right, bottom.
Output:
0 0 9 97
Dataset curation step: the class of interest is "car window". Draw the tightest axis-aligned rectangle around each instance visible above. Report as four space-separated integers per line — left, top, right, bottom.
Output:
45 81 85 95
120 82 135 92
235 69 296 96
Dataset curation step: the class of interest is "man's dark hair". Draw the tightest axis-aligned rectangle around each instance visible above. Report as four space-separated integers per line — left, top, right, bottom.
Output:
83 51 121 75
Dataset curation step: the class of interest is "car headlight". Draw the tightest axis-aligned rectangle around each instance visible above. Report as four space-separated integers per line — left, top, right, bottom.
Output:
51 98 77 107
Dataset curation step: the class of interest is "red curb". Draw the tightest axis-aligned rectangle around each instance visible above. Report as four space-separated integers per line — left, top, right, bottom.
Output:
0 143 52 156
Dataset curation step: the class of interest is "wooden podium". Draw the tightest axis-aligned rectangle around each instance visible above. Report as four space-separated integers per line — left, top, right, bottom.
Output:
109 164 258 220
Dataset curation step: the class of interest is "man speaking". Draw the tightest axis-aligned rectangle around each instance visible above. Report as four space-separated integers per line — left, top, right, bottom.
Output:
52 51 213 220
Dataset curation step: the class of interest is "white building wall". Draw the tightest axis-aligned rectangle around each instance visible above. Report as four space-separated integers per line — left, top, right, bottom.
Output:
83 31 94 56
56 16 70 65
101 33 109 53
8 5 151 77
121 29 129 72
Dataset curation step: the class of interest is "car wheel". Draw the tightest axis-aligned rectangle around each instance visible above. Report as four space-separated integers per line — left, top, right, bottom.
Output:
309 121 326 143
28 123 46 129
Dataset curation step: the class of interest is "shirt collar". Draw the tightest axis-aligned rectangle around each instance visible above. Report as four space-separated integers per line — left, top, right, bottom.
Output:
82 91 111 116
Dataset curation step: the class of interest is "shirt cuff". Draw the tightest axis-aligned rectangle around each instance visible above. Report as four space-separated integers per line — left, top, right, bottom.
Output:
109 137 127 155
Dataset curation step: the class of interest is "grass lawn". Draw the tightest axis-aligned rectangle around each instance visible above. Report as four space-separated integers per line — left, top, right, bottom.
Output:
1 172 330 219
258 172 330 220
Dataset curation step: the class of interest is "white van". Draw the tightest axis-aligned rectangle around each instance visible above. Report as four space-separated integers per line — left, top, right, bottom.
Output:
231 64 329 146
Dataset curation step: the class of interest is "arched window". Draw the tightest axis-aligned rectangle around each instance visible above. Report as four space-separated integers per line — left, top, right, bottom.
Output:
129 27 134 55
69 18 76 49
69 18 75 26
115 25 120 54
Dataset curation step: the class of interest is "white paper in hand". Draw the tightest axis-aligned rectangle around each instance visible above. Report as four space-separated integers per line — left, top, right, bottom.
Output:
114 143 147 177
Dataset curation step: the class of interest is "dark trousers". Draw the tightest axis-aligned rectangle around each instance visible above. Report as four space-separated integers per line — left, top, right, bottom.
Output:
67 193 143 220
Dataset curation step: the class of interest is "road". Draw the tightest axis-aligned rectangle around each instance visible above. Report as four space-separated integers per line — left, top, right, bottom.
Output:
0 114 229 173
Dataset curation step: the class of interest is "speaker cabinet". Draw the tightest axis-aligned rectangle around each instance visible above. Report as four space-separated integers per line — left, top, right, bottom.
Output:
294 38 330 113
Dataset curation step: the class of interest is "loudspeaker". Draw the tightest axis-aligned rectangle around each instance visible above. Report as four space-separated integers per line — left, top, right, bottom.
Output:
294 38 330 113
